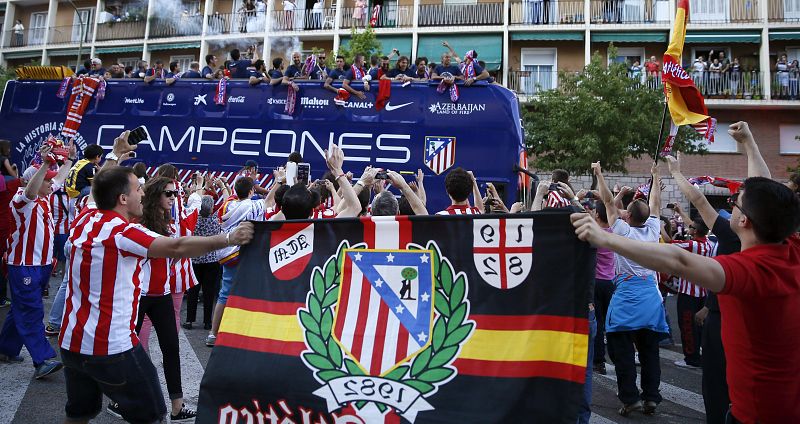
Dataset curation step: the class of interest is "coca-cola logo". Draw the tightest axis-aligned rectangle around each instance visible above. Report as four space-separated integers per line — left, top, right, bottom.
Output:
228 96 246 103
662 61 690 80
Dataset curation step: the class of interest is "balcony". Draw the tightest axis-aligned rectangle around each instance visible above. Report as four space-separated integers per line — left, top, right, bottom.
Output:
47 24 92 45
772 70 800 100
508 69 561 95
3 29 44 48
206 11 266 34
149 16 204 38
687 0 760 24
768 0 800 22
340 6 413 29
510 0 585 25
418 3 504 27
95 20 146 41
272 9 336 31
589 0 671 24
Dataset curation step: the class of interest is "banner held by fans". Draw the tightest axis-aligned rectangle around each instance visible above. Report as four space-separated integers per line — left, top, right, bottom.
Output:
198 212 593 424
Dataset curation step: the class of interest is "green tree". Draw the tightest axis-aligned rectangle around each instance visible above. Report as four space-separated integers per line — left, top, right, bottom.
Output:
0 66 17 99
523 46 705 175
336 26 382 65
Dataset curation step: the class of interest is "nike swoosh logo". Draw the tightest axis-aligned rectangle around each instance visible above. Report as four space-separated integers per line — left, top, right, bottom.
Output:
384 102 413 111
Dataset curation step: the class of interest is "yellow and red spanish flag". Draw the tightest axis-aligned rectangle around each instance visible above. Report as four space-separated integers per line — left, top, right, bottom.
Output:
661 0 716 155
198 213 592 424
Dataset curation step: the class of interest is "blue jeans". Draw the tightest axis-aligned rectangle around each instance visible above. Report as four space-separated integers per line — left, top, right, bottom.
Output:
48 240 72 327
578 309 597 424
217 264 239 305
53 234 68 262
0 265 57 365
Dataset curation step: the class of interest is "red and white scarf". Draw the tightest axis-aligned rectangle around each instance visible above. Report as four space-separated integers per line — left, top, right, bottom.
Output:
61 76 101 140
303 54 317 77
285 84 297 115
370 4 381 26
437 77 459 103
215 78 227 105
351 64 366 81
460 50 476 79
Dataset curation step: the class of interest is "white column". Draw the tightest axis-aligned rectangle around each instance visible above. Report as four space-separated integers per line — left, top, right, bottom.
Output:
0 3 16 66
411 0 420 57
264 0 274 61
502 0 509 83
584 0 591 65
90 0 102 55
41 0 59 65
199 0 214 60
759 0 770 100
333 0 343 54
143 0 157 61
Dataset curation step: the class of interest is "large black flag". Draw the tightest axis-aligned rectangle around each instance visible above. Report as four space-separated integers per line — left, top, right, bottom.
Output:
198 211 594 423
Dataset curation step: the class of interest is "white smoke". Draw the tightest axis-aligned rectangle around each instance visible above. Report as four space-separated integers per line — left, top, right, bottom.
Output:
270 37 301 62
150 0 203 36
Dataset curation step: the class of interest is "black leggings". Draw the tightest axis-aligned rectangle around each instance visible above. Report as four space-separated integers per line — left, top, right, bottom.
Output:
136 294 182 400
186 262 221 325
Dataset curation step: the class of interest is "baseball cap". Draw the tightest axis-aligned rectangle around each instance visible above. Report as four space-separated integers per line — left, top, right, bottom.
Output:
22 165 58 182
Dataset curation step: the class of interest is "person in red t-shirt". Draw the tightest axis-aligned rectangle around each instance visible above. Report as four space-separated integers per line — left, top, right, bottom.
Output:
571 176 800 424
435 167 484 215
644 55 660 76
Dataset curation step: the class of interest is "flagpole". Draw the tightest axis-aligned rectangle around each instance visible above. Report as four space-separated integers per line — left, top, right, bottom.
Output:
647 98 669 201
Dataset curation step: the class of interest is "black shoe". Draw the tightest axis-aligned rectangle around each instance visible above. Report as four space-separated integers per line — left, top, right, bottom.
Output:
182 322 193 330
42 288 49 298
618 400 642 417
106 401 123 419
643 400 657 415
593 363 607 375
171 404 197 422
45 324 60 337
33 360 63 379
204 323 212 330
0 353 24 363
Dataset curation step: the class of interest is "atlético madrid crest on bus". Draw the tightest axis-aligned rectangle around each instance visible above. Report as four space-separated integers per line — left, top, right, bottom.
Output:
424 136 456 175
299 240 475 423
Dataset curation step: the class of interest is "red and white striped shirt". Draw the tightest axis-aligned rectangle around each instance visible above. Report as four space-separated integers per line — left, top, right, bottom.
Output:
312 205 337 219
48 189 70 234
167 193 200 293
59 208 162 355
7 189 54 266
670 237 715 297
435 205 482 215
546 191 572 208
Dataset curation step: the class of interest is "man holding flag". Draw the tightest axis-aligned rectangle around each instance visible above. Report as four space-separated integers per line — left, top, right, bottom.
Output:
660 0 716 157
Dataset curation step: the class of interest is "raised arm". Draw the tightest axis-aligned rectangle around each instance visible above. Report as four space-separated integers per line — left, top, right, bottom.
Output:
53 142 77 185
531 181 548 212
666 155 720 229
148 222 253 258
387 171 428 215
727 121 770 179
415 169 427 206
101 131 137 170
649 163 662 217
593 161 619 223
326 144 361 218
24 145 53 199
468 171 484 212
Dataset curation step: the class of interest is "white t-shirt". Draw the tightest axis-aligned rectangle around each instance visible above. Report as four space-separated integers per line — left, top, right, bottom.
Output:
611 216 660 278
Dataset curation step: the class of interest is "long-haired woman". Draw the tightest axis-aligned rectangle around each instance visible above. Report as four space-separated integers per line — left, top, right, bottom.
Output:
127 176 196 421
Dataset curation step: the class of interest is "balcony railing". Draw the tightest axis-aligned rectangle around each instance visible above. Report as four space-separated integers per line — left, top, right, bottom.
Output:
510 0 585 25
95 20 146 41
418 3 504 27
589 0 671 24
48 24 92 45
687 0 760 24
768 0 800 22
772 70 800 100
206 11 266 34
340 6 413 29
272 9 336 31
149 16 204 38
3 29 43 48
508 70 562 95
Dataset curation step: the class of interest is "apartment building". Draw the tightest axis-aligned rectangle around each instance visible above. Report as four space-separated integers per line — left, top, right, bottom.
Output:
0 0 797 184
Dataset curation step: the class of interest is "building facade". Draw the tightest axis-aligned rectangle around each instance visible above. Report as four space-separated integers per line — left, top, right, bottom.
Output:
0 0 798 189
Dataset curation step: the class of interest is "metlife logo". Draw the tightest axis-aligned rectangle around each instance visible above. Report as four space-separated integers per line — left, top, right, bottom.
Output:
124 97 145 104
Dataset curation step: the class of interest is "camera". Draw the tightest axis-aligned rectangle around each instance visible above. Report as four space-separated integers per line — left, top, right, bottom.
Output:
375 170 388 180
549 183 559 191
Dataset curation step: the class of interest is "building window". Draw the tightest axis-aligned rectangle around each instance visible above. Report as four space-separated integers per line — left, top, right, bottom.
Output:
780 124 800 154
29 12 48 46
520 48 556 95
170 55 195 72
118 57 141 69
697 122 739 153
609 47 645 67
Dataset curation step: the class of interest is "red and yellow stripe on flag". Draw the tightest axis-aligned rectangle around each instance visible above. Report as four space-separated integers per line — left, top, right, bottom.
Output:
662 0 715 145
217 296 306 355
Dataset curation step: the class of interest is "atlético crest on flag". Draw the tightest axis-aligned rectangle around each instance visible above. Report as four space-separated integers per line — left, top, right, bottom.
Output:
424 136 456 175
199 212 593 424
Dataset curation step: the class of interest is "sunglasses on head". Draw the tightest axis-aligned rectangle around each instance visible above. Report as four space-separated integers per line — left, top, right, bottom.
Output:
162 190 179 198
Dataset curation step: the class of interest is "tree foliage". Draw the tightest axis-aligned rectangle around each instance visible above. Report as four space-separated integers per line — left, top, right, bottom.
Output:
336 26 382 65
523 45 705 175
0 66 17 99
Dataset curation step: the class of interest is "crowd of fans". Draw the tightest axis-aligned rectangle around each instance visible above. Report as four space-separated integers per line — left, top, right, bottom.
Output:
75 40 497 89
0 118 798 423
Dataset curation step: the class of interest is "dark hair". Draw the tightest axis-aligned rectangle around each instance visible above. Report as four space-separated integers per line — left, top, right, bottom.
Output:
124 65 133 75
370 55 379 66
415 57 428 66
621 191 635 209
230 49 241 60
398 195 414 215
288 151 303 163
92 166 136 210
595 201 608 224
272 57 283 69
627 199 650 226
740 177 800 243
141 177 173 236
132 162 148 180
0 139 11 156
336 55 345 61
254 59 265 71
790 172 800 194
660 215 672 236
380 56 389 61
395 56 410 69
155 163 177 180
354 53 365 63
83 59 92 69
234 176 254 199
84 144 104 160
309 186 322 207
282 184 314 220
274 184 290 208
322 171 339 191
357 187 370 216
205 54 215 64
692 218 709 237
444 167 473 203
169 61 179 72
154 59 163 66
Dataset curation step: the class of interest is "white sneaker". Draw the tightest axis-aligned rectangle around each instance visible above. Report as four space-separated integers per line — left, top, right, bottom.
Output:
205 334 216 347
674 359 701 369
635 352 641 366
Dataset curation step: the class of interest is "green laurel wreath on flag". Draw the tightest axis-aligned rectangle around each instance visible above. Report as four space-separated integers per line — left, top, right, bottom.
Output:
299 240 475 413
